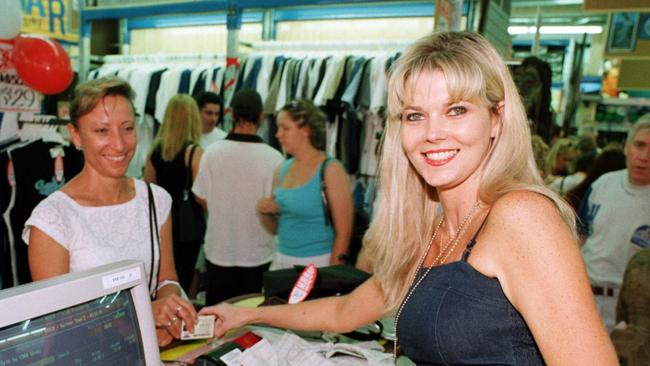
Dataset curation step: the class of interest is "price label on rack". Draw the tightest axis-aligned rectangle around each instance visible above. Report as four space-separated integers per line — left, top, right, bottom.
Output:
0 80 42 113
0 42 42 113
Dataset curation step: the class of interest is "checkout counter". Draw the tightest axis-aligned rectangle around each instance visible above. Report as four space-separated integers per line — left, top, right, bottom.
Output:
160 295 413 365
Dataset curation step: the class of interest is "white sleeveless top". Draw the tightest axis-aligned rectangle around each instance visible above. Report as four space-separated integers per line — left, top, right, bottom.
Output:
23 179 171 290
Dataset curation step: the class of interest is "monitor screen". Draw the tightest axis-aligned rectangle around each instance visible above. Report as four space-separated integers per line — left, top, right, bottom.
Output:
0 290 145 365
0 261 160 366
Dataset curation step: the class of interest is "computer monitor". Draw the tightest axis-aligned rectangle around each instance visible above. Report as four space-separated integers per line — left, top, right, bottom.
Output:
0 260 160 365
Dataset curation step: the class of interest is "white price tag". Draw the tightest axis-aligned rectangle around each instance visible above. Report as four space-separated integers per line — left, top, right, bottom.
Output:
101 267 142 290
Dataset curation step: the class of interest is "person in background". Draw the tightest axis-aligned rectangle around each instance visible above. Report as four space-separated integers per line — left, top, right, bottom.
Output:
23 77 197 347
544 137 575 185
579 119 650 331
144 94 204 293
190 91 226 300
195 91 227 149
531 134 550 180
513 56 554 144
604 140 625 152
257 99 353 269
565 148 626 212
602 64 620 98
192 88 283 305
611 247 650 366
549 151 596 195
551 133 599 195
575 133 599 158
200 32 617 365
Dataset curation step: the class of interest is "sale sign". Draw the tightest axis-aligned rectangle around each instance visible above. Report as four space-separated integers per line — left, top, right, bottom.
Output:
288 264 318 304
20 0 80 43
0 42 42 113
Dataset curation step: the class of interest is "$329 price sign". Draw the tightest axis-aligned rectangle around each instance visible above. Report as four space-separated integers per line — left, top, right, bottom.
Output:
0 82 41 113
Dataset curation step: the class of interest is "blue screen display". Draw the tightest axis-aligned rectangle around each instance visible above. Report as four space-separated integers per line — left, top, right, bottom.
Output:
0 291 146 365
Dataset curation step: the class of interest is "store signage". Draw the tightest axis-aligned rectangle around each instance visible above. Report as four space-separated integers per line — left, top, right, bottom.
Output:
0 42 42 113
584 0 650 12
288 264 317 304
20 0 79 43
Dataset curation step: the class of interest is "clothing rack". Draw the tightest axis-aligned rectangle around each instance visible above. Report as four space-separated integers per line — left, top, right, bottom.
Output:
101 53 226 65
248 40 411 54
17 116 70 129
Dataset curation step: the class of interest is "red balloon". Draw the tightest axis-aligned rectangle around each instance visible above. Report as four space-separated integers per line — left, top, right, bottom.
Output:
12 34 73 95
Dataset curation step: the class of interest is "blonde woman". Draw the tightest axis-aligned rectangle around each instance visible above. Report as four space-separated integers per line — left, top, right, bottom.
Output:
199 32 617 365
544 137 576 185
144 94 204 292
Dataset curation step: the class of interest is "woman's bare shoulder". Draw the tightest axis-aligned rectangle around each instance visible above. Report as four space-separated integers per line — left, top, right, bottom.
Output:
485 190 574 259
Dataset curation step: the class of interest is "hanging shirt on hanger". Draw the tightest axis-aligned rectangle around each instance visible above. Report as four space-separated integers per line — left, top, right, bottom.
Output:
243 57 263 91
255 55 276 102
3 140 83 286
155 68 185 122
177 69 192 94
145 68 168 123
191 68 209 97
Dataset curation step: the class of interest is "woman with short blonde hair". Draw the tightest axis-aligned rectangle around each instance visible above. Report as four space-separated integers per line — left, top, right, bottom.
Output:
25 77 198 347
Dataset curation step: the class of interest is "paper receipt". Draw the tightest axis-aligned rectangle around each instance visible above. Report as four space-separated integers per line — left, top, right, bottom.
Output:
181 315 215 340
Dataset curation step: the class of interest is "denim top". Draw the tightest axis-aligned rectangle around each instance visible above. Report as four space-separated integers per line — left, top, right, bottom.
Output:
274 158 335 257
397 221 545 365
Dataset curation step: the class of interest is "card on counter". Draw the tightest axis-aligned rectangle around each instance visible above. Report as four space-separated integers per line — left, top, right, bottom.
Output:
181 315 215 340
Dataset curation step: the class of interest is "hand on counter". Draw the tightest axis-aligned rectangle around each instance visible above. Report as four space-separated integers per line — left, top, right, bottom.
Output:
199 303 249 338
152 293 198 345
156 327 175 347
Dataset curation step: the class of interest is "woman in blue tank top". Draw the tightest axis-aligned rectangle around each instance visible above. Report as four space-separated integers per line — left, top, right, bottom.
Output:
200 32 618 365
256 100 354 269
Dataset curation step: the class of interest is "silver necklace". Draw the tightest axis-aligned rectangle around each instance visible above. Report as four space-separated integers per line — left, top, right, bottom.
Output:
393 200 481 360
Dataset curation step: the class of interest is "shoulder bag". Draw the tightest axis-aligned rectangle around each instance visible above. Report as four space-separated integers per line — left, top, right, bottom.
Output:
173 145 207 245
319 158 369 266
146 182 160 298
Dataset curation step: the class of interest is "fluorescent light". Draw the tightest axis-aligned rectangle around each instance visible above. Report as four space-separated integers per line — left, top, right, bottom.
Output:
508 25 602 35
509 26 533 35
540 25 602 34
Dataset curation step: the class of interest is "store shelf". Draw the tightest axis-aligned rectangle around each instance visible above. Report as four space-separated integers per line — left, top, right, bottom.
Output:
581 95 650 107
596 122 630 133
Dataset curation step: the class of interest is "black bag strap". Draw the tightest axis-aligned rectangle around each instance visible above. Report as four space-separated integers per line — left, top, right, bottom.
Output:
185 144 197 192
319 157 333 226
146 182 161 298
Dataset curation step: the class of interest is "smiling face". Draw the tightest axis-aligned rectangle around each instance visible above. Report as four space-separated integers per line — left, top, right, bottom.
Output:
276 110 311 154
400 69 500 194
68 94 136 179
625 127 650 186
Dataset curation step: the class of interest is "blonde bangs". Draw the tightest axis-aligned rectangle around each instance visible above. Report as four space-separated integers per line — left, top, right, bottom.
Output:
387 41 494 124
440 62 490 107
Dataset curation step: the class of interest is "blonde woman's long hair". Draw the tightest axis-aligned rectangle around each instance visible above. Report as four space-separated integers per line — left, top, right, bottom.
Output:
363 32 576 311
153 94 202 162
